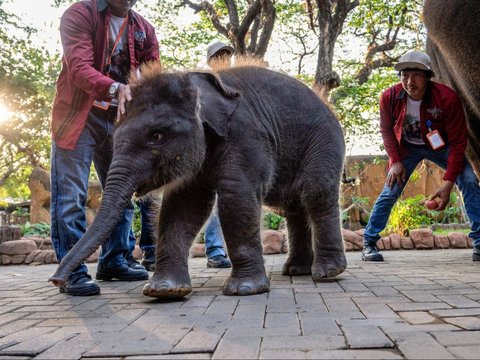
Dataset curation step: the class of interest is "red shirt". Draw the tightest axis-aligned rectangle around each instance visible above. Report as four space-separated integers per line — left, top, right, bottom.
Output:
51 0 160 150
379 81 468 182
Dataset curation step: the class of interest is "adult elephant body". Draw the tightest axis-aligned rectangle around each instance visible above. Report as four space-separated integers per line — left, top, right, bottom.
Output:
424 0 480 173
50 65 347 298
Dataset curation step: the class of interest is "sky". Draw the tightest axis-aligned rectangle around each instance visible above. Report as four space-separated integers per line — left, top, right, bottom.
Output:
2 0 383 156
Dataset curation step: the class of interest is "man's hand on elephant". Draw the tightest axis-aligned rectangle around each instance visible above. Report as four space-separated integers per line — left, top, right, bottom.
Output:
116 84 133 121
429 180 454 211
386 162 406 189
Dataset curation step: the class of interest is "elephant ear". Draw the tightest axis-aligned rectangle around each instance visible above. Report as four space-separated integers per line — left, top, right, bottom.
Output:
188 72 241 137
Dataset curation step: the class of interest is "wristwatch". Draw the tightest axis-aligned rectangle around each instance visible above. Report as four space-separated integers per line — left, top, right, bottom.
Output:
108 82 121 98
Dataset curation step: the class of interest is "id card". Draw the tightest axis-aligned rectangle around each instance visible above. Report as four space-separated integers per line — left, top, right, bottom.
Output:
93 100 110 110
426 130 445 150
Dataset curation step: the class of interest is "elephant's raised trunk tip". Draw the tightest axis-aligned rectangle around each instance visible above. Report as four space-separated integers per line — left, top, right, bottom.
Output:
49 273 67 287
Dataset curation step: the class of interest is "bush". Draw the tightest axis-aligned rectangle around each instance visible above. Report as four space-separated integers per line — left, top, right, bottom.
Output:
384 195 432 236
21 222 50 237
263 211 284 230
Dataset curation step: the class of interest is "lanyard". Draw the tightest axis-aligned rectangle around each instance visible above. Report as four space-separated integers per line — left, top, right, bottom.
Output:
105 15 128 77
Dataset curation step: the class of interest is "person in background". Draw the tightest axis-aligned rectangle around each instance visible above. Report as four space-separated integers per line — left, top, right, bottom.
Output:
362 50 480 262
50 0 159 295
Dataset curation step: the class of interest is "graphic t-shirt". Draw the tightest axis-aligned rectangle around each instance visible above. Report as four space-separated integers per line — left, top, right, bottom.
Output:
105 15 130 84
403 97 424 145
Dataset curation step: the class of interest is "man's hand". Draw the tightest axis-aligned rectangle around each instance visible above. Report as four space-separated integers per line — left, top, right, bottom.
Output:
429 180 454 211
386 162 406 189
116 84 133 121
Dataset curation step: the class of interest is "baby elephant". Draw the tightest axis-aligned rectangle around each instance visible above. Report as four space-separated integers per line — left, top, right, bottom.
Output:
50 65 347 298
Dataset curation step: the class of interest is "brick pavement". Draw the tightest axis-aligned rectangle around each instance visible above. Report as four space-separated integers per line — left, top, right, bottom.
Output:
1 249 480 359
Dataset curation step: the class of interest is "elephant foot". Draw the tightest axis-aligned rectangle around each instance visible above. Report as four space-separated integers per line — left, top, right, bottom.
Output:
311 253 347 281
143 275 192 299
223 272 270 296
282 258 312 276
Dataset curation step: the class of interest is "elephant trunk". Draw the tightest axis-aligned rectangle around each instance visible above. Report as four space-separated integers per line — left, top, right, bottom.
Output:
49 164 141 287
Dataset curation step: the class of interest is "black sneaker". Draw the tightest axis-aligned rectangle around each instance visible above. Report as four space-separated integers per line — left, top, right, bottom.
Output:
361 244 384 262
473 246 480 262
96 264 149 281
60 273 100 296
141 248 156 272
126 256 146 271
207 255 232 268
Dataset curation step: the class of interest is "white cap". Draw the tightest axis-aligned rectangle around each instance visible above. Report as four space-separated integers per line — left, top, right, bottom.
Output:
394 51 432 72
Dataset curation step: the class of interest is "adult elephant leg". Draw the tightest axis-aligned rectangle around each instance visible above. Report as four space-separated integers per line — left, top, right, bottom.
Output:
282 205 313 276
143 186 215 299
308 201 347 281
219 187 270 296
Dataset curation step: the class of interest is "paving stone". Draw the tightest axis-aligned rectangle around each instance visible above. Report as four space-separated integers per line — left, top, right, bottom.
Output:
307 349 403 359
431 330 480 346
398 311 439 324
213 335 260 359
436 295 480 308
442 316 480 330
430 308 480 317
388 302 452 312
388 332 455 359
341 325 394 349
171 328 224 354
261 334 346 351
446 345 480 359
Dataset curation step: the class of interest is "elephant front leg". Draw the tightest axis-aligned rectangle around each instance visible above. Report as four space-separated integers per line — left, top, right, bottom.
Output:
218 195 270 296
309 204 347 281
143 188 215 299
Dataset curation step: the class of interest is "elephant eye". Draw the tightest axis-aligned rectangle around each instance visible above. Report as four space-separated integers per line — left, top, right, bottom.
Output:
151 132 163 142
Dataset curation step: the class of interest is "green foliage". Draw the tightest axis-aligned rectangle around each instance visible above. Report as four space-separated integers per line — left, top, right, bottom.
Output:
384 193 465 237
263 211 284 231
384 195 432 236
132 202 142 240
0 2 59 200
21 221 50 237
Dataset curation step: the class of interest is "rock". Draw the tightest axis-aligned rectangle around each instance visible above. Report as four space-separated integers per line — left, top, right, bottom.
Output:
354 228 365 237
34 251 47 264
11 254 27 264
28 236 52 250
343 240 353 251
261 230 284 254
410 229 434 249
390 233 402 250
86 248 100 263
401 237 414 249
25 250 43 264
1 255 12 265
0 239 37 255
342 229 363 250
28 167 51 224
467 237 473 248
449 232 468 248
44 250 57 264
434 235 450 249
382 236 391 250
190 243 205 257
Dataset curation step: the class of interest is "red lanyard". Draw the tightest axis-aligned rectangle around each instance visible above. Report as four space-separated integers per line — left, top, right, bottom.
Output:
105 15 128 77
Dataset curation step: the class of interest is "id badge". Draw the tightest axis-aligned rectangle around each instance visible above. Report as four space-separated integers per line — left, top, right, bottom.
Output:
93 100 110 110
426 130 445 150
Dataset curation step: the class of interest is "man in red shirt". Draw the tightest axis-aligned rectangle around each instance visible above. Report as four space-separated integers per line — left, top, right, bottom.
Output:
50 0 159 295
362 51 480 262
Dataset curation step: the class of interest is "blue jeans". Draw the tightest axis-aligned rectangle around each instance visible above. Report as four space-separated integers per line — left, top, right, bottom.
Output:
364 145 480 247
50 110 135 276
204 205 227 258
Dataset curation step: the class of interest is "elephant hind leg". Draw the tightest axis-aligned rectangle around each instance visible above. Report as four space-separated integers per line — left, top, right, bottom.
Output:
308 203 347 281
282 206 313 276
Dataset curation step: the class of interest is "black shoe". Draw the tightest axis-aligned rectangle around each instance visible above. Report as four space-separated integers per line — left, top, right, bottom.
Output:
361 244 384 262
96 264 149 281
473 246 480 262
207 255 232 268
126 256 146 271
141 248 156 272
60 273 100 296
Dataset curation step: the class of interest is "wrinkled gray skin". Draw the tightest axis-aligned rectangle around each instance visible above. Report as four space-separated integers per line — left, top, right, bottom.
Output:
424 0 480 175
49 66 347 298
